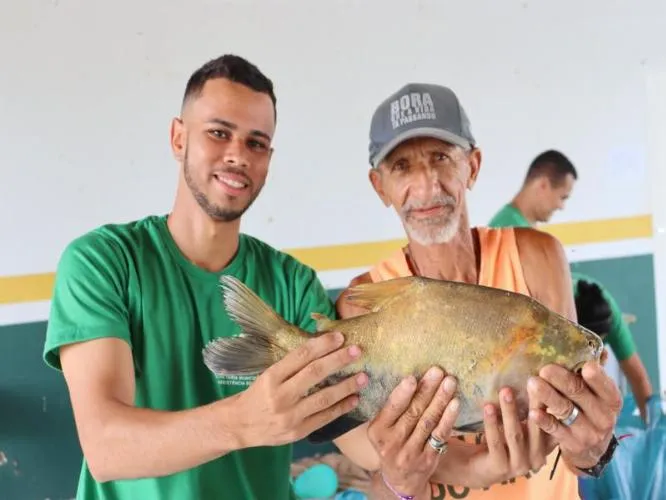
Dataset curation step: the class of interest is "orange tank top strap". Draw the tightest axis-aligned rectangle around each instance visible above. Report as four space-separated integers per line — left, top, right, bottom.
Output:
368 247 413 283
476 226 530 296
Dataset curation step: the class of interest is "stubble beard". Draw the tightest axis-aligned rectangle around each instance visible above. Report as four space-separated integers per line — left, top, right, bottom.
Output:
404 215 460 246
183 150 262 223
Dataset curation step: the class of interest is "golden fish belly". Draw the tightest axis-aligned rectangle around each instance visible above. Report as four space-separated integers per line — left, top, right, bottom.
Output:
327 299 544 431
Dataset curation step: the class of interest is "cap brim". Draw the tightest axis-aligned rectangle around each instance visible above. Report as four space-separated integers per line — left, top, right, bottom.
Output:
371 127 472 168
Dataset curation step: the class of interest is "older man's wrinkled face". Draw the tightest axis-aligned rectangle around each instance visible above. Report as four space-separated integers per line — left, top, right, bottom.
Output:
370 137 480 245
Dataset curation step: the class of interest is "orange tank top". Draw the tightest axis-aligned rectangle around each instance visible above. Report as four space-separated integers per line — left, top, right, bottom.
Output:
367 227 580 500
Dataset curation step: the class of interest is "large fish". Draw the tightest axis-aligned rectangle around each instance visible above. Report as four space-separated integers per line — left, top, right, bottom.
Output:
202 275 603 443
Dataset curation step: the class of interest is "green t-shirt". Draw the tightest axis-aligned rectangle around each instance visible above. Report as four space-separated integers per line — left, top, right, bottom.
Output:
43 214 336 500
570 272 636 362
488 204 531 228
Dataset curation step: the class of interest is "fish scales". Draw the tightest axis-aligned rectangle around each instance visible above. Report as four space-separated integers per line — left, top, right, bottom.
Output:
203 275 603 442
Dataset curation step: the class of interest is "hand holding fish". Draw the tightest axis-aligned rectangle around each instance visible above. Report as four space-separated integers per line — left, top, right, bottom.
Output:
367 367 461 498
527 360 623 471
229 331 369 448
459 387 557 486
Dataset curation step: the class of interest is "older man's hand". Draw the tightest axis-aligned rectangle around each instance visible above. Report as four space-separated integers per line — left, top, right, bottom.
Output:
527 360 622 469
367 367 461 498
474 387 557 481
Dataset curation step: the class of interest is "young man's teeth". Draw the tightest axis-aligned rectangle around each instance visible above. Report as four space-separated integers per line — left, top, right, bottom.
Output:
220 177 245 189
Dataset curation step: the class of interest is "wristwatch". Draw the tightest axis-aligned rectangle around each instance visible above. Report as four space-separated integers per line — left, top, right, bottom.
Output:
576 434 619 478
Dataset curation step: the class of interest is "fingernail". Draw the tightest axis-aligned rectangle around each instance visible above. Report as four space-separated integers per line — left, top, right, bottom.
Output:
443 376 456 393
449 398 460 411
356 373 368 387
527 377 538 391
427 367 443 380
485 405 495 417
348 345 361 357
334 331 344 344
528 409 539 421
503 389 513 403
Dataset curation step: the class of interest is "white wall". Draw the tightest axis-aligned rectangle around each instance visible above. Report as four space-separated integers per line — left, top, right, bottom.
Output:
1 0 665 280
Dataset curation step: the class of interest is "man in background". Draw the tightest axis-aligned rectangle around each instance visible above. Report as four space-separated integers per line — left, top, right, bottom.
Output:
488 150 653 420
488 150 576 228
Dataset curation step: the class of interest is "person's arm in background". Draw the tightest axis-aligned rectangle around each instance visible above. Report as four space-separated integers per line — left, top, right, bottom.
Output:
603 292 653 422
46 234 364 482
620 354 653 422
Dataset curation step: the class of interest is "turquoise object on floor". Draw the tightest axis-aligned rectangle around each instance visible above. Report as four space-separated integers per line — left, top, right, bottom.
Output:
292 463 339 499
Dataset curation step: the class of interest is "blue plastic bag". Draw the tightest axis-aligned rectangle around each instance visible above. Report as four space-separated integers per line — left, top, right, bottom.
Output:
579 394 666 500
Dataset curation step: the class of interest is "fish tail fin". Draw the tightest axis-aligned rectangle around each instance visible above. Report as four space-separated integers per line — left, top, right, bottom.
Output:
311 312 339 332
202 275 302 376
345 276 418 312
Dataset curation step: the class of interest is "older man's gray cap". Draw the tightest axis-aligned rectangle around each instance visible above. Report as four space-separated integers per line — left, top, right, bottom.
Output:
368 83 476 168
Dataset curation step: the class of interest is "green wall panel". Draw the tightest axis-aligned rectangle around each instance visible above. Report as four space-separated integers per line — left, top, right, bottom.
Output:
0 254 659 499
0 321 81 500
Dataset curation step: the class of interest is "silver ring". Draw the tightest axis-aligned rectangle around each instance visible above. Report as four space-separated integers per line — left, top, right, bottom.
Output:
428 434 448 455
559 404 580 427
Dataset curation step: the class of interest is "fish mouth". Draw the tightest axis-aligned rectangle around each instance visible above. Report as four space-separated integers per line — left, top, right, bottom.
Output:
572 335 604 373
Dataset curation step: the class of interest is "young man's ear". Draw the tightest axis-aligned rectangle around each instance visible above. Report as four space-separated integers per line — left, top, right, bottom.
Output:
369 167 391 207
170 117 185 162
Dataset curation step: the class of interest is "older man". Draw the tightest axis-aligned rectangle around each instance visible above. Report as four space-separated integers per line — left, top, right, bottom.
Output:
332 83 623 499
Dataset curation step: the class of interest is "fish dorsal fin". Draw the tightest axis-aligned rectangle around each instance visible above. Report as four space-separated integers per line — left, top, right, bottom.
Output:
310 312 338 332
345 276 419 312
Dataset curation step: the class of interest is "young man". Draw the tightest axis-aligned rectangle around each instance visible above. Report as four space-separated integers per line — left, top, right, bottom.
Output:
488 150 577 228
488 159 653 421
333 83 624 499
42 54 382 500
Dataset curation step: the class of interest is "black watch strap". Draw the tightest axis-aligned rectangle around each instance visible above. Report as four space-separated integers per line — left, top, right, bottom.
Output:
576 434 620 478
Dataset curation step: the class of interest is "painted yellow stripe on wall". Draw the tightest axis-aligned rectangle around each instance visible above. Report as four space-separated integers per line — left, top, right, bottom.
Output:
0 214 653 305
288 214 653 269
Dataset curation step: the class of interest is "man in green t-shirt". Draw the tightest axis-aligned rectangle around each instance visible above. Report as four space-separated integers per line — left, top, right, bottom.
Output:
488 150 577 229
488 152 653 420
43 54 457 500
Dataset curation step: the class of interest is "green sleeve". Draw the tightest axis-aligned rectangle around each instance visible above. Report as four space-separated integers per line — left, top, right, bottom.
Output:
602 289 637 362
43 231 132 371
488 205 531 228
290 262 337 334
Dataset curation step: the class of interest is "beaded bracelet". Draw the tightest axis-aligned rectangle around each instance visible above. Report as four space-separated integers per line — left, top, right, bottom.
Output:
381 472 415 500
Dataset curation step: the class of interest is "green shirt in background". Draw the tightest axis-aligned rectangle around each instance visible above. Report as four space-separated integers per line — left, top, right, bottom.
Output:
487 206 636 362
43 214 336 500
570 272 636 361
488 203 531 228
